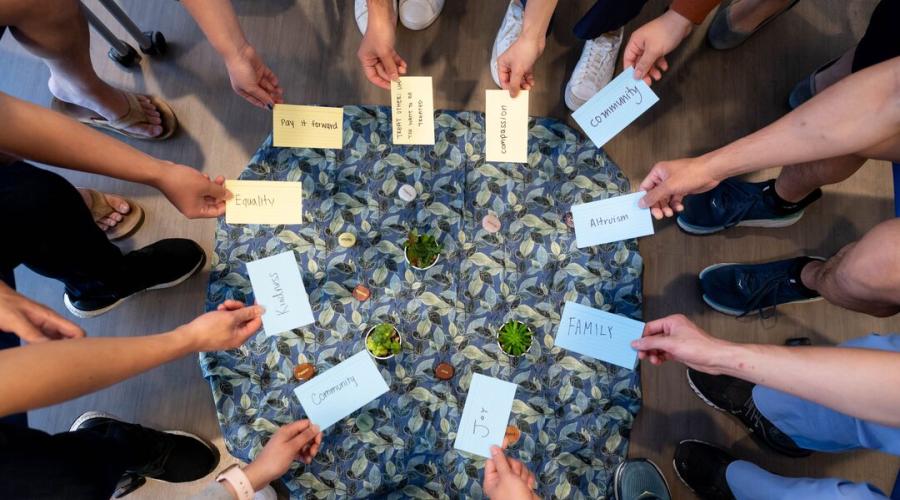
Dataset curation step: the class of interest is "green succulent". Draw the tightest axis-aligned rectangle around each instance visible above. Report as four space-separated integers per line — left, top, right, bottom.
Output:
366 324 401 357
498 321 532 356
405 229 442 268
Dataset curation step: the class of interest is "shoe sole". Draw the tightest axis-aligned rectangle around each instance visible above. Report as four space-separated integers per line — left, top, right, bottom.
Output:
698 261 826 316
614 459 670 500
63 252 205 319
677 210 805 235
671 439 721 498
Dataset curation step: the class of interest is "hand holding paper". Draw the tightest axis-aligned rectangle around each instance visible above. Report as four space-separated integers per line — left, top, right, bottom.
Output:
555 302 644 369
246 251 314 336
273 104 344 149
391 77 435 145
225 180 302 225
454 374 517 458
572 67 659 148
571 191 654 247
486 90 529 164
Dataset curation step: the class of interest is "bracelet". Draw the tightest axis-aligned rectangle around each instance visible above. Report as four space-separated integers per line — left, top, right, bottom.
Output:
216 464 255 500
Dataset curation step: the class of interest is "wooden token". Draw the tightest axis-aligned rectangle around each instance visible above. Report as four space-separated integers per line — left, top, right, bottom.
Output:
352 284 371 302
504 425 521 446
481 214 501 233
398 184 417 202
338 232 356 248
434 362 455 380
564 212 574 228
293 363 316 381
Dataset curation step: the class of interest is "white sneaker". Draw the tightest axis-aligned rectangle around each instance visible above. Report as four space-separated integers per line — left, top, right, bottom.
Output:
490 0 525 88
355 0 398 35
564 28 624 111
399 0 445 30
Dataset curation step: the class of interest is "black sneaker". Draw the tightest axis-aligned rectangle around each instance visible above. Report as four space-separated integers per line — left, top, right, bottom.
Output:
64 239 205 318
673 440 736 500
699 256 823 317
677 179 821 235
70 411 219 485
614 458 671 500
686 369 811 457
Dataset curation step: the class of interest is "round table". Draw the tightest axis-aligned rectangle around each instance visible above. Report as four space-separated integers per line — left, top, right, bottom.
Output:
203 105 643 499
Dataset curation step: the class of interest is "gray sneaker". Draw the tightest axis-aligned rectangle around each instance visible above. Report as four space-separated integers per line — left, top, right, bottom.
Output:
707 0 799 50
614 458 671 500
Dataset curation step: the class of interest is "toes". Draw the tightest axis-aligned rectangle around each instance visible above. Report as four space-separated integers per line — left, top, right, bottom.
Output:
126 123 163 138
100 216 118 227
102 194 131 215
97 222 110 231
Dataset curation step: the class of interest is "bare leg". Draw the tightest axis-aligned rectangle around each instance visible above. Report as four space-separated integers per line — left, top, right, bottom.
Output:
801 219 900 317
0 0 162 137
773 154 867 203
727 0 795 33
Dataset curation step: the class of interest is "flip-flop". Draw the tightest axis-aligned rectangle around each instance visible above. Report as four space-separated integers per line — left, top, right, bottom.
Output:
51 92 178 141
81 188 145 241
707 0 800 50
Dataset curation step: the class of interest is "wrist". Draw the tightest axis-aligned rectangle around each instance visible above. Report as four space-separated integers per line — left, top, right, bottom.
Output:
713 342 754 377
662 9 693 37
162 328 199 357
242 462 269 491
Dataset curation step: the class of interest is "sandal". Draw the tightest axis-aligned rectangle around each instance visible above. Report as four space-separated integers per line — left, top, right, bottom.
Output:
81 188 145 241
51 92 178 141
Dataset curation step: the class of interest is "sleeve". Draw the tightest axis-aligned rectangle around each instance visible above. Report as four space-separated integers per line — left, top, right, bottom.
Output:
670 0 722 25
190 481 236 500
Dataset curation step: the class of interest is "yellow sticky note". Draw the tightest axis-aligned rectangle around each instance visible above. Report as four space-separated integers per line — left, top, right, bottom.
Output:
225 180 302 225
391 77 435 145
485 90 529 163
272 104 344 149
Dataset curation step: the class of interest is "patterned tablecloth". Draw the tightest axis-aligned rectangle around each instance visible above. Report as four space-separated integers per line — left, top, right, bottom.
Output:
202 105 643 499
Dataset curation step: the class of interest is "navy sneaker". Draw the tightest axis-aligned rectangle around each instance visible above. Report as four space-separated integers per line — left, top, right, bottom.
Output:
699 256 824 316
687 369 811 457
673 440 736 500
614 458 671 500
677 179 821 235
64 239 205 318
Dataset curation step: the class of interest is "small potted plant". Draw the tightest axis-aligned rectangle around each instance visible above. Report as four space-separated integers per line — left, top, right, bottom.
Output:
365 323 402 360
404 229 442 270
497 320 533 357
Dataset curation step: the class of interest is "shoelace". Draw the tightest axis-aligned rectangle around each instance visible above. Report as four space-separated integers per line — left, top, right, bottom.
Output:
714 181 765 228
740 397 765 431
735 269 792 319
572 36 617 86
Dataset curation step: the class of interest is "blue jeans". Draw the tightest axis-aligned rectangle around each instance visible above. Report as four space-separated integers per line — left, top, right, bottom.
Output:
726 333 900 499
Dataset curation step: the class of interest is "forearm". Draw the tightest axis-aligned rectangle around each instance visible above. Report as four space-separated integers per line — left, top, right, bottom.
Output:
0 92 166 187
700 57 900 179
521 0 557 43
180 0 250 61
366 0 396 25
0 331 195 416
717 343 900 427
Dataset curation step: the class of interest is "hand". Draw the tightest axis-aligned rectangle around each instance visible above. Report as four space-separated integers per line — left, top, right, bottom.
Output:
0 282 84 343
497 35 544 97
175 300 264 352
483 446 539 500
623 9 692 85
224 44 284 109
154 162 231 219
638 157 720 219
631 314 733 374
357 2 407 90
243 420 323 490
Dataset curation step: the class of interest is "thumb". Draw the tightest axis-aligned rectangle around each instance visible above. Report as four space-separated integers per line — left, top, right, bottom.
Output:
380 51 400 81
231 305 265 324
639 184 669 209
489 446 511 474
508 68 523 98
631 334 675 353
633 50 656 81
205 178 230 202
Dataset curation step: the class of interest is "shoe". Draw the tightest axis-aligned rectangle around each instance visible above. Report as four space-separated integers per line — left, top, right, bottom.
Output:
355 0 398 35
673 440 736 500
564 28 624 111
687 369 812 457
490 0 525 88
677 179 821 235
63 238 205 318
70 411 219 483
787 56 838 109
399 0 444 30
614 458 671 500
707 0 800 50
699 256 824 317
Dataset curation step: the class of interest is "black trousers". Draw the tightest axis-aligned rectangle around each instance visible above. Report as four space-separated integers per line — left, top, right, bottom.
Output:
520 0 650 40
853 0 900 72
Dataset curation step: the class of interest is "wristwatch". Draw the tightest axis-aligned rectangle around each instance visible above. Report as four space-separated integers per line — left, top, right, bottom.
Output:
216 464 255 500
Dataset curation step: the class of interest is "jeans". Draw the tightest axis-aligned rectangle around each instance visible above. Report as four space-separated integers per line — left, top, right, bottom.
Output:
519 0 650 40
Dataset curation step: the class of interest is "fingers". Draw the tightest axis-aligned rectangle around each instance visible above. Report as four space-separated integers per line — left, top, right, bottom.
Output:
489 446 511 474
236 88 268 109
288 422 321 452
23 301 85 340
393 53 408 76
218 300 247 312
363 64 392 90
8 315 49 343
379 51 401 82
279 419 312 439
633 48 656 81
622 40 640 71
508 68 524 98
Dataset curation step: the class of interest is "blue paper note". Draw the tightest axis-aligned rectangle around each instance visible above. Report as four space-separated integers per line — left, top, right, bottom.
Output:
555 302 644 370
454 374 517 458
245 251 314 336
571 67 659 148
571 191 654 248
293 351 390 430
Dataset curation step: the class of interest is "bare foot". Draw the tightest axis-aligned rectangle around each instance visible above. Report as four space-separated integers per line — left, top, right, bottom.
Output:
78 188 131 232
48 76 164 138
727 0 795 33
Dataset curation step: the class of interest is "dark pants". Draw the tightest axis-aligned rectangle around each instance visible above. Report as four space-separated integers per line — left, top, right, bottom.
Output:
519 0 650 40
853 0 900 72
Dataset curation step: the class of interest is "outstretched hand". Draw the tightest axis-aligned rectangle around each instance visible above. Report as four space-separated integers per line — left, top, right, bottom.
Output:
243 420 323 490
631 314 732 373
483 446 539 500
0 282 84 343
225 44 284 109
496 35 543 97
155 162 231 219
176 300 264 352
622 9 692 85
638 157 720 219
357 2 407 89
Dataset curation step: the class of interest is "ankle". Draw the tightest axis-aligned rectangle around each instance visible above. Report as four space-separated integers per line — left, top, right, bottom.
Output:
772 180 812 204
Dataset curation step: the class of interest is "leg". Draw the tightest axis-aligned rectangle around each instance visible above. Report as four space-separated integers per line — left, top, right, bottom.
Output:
726 460 887 500
0 0 162 137
774 154 866 203
572 0 649 40
800 219 900 317
725 0 796 33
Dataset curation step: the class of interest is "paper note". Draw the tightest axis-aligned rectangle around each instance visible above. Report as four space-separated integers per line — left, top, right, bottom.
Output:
225 180 302 225
571 67 659 148
272 104 344 149
293 351 389 430
391 77 435 145
454 374 517 458
245 251 314 336
555 302 644 370
485 90 529 163
571 191 654 248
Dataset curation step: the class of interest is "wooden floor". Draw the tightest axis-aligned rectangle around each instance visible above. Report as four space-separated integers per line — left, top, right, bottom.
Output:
2 0 897 497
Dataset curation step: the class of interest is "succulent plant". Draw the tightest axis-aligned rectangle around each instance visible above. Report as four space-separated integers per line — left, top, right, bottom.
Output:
498 321 532 356
366 324 401 358
405 229 442 269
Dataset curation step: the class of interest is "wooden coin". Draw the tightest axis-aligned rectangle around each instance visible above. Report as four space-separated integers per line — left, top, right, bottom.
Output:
352 284 371 302
398 184 417 202
293 363 316 381
481 214 501 233
564 212 574 228
434 362 455 380
504 425 521 446
338 232 356 248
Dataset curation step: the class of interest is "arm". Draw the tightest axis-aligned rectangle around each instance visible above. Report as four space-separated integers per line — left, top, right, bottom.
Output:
0 92 229 218
639 57 900 217
357 0 407 90
622 9 693 85
180 0 283 108
496 0 558 97
0 281 85 343
0 300 262 417
632 315 900 427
